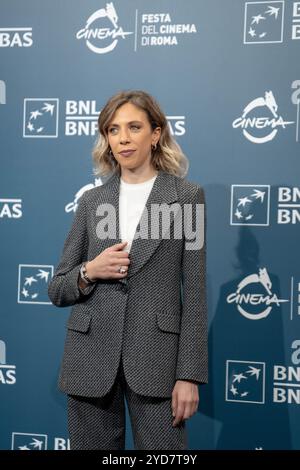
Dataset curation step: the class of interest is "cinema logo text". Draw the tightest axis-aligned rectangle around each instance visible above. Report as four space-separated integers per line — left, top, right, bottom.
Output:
227 268 289 320
76 3 133 54
233 91 294 144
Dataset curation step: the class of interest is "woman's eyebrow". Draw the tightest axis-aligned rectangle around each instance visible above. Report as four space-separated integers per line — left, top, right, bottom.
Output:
108 120 143 127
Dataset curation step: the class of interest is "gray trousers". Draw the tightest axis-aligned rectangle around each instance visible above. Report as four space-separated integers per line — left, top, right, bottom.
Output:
67 355 187 450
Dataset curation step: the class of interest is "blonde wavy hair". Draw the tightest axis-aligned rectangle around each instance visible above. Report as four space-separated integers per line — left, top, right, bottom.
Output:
92 90 189 177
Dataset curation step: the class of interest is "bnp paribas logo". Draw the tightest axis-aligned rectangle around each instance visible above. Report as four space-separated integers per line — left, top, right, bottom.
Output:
18 264 53 304
244 1 284 44
23 98 59 138
11 433 47 450
226 360 266 404
230 185 270 226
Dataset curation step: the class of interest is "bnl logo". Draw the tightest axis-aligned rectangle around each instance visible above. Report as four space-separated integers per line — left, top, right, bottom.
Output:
0 80 5 104
230 185 270 226
244 1 284 44
18 264 53 304
0 340 16 385
23 98 59 137
12 433 47 450
226 360 266 404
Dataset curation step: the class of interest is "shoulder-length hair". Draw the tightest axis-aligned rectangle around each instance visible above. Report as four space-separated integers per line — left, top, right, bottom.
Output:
92 90 189 177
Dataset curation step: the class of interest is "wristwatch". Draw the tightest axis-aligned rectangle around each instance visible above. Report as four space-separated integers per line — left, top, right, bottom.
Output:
80 262 96 285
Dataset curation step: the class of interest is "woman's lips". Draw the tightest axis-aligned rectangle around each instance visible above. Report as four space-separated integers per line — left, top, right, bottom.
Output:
119 150 136 157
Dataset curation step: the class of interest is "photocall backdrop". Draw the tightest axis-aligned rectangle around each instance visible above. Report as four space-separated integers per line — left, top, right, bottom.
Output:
1 0 300 450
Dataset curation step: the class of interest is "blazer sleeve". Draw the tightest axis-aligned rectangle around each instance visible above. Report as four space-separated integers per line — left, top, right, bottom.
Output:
48 193 96 307
176 186 208 384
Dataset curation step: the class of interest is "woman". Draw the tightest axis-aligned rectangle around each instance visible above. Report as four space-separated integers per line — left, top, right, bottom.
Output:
48 90 208 450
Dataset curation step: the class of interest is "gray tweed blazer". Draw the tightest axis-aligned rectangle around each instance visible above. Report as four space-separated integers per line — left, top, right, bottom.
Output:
48 169 208 398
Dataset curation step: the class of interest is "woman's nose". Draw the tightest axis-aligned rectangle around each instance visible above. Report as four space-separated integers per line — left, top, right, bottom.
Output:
119 128 130 144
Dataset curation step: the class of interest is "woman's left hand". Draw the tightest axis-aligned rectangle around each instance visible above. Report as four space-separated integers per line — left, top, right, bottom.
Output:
171 380 199 427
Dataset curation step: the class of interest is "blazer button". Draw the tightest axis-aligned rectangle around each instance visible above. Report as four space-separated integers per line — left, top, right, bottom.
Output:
121 285 128 294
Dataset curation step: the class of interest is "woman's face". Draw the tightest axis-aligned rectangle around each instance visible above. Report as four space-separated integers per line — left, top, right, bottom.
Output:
107 102 160 173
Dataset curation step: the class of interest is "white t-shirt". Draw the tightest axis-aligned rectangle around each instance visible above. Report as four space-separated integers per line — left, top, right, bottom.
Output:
119 174 157 253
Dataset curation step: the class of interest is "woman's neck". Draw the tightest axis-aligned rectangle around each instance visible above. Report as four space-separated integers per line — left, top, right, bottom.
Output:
120 168 158 184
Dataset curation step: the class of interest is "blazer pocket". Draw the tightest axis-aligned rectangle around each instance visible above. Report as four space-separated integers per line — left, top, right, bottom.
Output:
156 311 181 334
67 310 92 333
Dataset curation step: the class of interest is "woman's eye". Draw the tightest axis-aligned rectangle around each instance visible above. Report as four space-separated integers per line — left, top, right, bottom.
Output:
109 128 118 134
130 125 140 131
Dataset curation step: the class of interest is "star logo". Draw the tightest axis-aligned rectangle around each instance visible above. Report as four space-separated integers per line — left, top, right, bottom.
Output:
244 2 284 44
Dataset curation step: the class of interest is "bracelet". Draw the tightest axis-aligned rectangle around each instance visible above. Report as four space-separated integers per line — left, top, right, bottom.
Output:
80 262 96 284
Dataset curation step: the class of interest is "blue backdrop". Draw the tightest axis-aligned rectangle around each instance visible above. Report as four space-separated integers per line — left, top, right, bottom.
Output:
1 0 300 450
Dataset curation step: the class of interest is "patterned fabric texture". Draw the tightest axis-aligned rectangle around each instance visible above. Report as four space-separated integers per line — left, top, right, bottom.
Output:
68 354 187 450
48 169 208 398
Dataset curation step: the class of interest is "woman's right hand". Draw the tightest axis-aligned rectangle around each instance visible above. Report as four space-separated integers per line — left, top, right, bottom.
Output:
85 241 130 280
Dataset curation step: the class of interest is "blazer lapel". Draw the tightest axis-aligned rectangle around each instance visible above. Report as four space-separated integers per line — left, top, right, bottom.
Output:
94 170 120 254
98 169 179 282
125 170 178 279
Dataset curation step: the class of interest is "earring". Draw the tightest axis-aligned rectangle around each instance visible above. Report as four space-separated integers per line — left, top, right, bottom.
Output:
151 143 157 151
